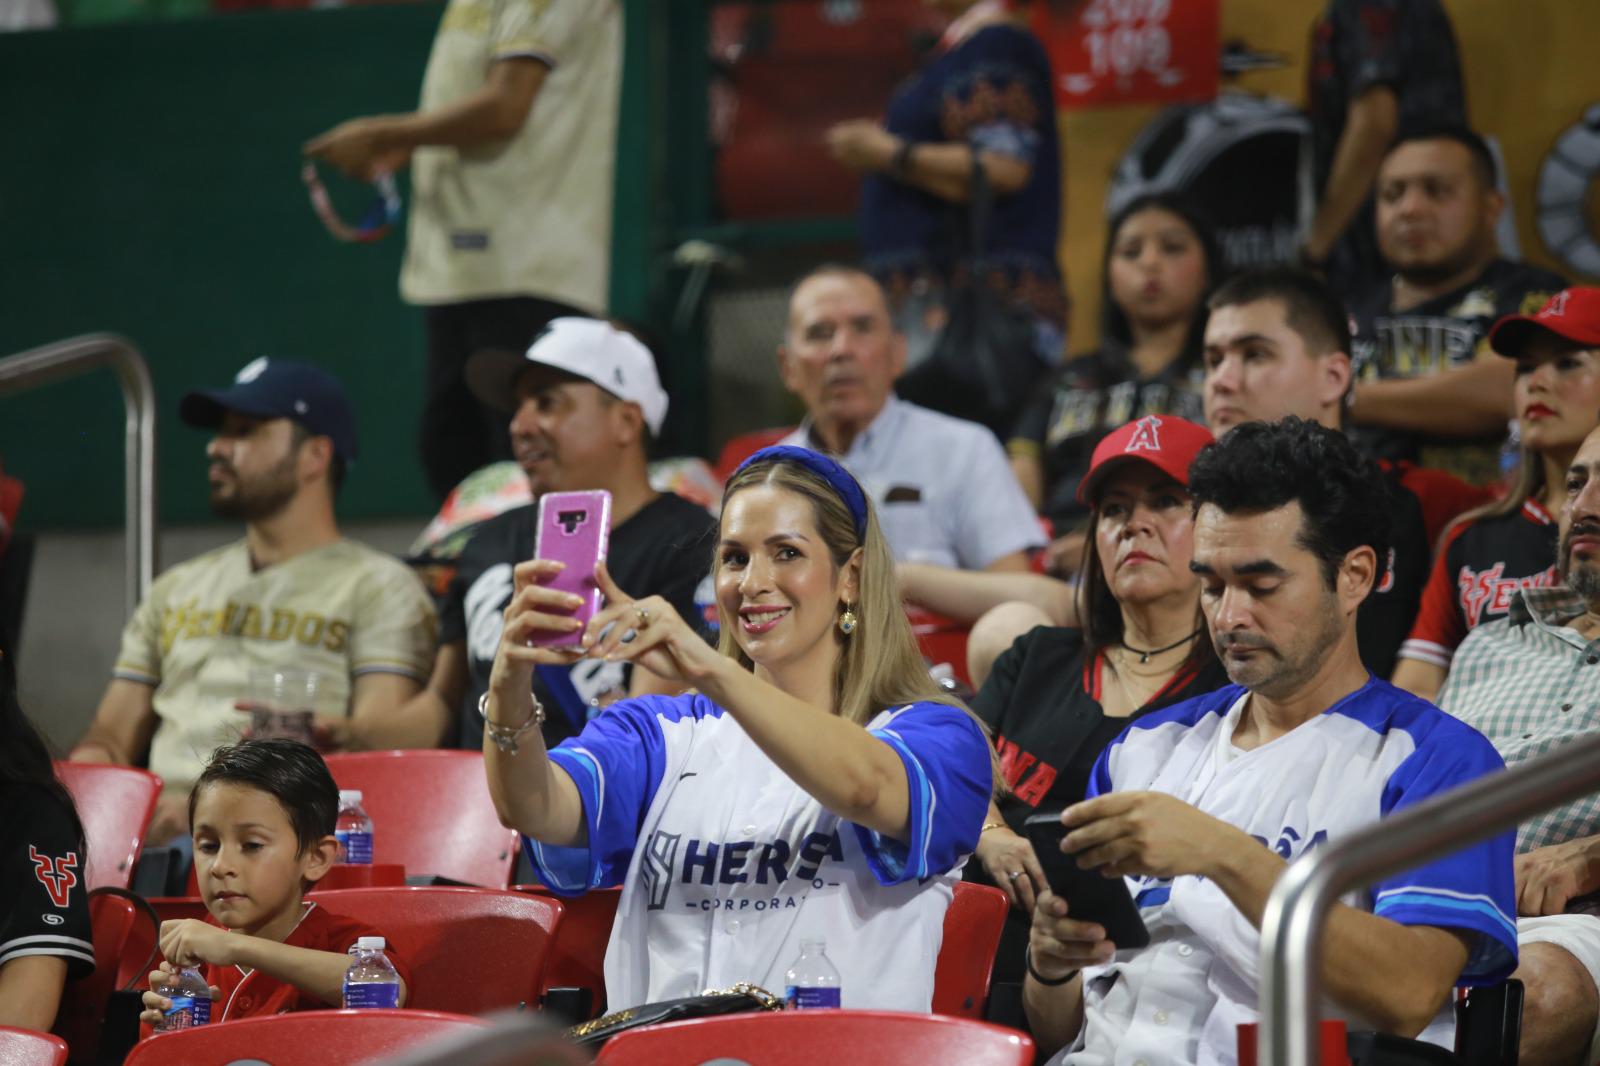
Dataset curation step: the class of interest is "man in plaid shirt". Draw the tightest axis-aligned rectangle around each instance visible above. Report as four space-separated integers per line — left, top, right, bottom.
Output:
1440 420 1600 1066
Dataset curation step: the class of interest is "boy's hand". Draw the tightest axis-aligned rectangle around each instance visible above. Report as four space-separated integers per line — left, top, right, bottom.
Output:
159 919 238 969
140 961 222 1027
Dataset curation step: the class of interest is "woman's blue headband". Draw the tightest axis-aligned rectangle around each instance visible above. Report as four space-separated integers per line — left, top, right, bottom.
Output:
731 445 870 540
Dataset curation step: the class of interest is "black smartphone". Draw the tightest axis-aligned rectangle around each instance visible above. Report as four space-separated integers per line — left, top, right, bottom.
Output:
1022 810 1151 950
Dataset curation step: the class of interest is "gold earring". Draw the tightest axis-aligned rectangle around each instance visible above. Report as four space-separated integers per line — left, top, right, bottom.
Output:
838 604 857 636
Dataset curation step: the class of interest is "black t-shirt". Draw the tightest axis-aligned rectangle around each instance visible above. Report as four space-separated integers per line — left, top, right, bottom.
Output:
1355 464 1429 680
964 626 1230 988
1008 347 1206 533
439 493 717 750
1307 0 1467 294
1 783 94 981
1348 258 1566 483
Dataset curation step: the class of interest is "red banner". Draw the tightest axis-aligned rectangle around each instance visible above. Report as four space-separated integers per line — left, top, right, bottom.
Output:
1031 0 1220 111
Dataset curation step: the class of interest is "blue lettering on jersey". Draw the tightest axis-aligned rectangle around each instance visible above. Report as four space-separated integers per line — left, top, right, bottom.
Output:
649 829 845 911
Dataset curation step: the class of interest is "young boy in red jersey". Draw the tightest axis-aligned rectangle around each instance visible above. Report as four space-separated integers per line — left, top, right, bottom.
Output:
139 739 411 1025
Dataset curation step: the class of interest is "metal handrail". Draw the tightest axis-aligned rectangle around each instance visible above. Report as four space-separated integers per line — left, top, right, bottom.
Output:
1259 730 1600 1065
0 334 157 615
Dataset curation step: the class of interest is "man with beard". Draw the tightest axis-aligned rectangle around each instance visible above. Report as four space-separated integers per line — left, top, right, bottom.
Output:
1346 126 1566 485
1435 423 1600 1065
1021 418 1516 1064
387 318 715 753
71 359 437 843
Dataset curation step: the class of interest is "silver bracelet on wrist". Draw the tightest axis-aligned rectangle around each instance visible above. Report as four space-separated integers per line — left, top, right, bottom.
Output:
478 692 545 755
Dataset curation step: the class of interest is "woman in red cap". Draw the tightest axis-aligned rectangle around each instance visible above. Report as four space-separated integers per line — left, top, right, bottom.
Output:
1393 287 1600 702
961 413 1230 1030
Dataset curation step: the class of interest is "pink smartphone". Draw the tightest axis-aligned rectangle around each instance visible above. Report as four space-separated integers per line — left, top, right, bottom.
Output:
531 489 612 647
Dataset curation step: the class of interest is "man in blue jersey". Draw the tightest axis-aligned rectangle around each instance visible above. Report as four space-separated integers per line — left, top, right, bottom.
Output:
1023 417 1516 1065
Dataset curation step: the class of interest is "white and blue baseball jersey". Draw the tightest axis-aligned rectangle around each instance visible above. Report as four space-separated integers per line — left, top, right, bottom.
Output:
525 693 992 1012
1061 679 1518 1066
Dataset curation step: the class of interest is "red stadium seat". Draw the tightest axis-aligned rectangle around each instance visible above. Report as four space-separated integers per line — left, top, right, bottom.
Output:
322 751 520 887
516 885 622 1019
54 762 161 890
595 1010 1034 1066
0 1027 69 1066
933 882 1008 1019
713 427 795 484
52 890 156 1062
307 887 562 1015
122 1008 487 1066
906 606 973 689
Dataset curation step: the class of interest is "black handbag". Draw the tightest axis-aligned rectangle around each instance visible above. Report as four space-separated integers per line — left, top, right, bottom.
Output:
895 155 1047 436
564 982 784 1049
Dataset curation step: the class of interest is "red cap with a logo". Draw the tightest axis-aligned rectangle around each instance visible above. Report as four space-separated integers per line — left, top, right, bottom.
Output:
1488 287 1600 357
1077 415 1215 505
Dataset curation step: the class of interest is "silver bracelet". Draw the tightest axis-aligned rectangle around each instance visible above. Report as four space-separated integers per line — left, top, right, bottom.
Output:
477 692 545 756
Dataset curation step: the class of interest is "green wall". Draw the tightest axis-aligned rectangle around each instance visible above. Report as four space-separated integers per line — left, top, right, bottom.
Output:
0 4 447 528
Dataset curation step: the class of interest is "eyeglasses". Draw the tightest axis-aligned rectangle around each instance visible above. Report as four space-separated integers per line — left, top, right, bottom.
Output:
301 162 401 244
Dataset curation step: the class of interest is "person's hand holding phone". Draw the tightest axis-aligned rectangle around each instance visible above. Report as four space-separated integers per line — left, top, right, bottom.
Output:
490 559 593 694
1062 790 1252 880
975 823 1047 912
1028 889 1116 982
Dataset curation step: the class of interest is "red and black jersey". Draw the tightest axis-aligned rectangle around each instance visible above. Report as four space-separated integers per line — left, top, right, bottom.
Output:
1400 500 1559 670
1 783 93 980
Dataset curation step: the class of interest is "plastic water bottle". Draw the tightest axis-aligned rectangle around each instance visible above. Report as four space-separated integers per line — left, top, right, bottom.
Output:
153 965 212 1031
783 938 842 1009
342 936 401 1009
335 789 373 865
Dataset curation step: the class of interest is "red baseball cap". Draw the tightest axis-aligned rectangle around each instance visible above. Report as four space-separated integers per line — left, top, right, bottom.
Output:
1076 414 1215 505
1488 287 1600 358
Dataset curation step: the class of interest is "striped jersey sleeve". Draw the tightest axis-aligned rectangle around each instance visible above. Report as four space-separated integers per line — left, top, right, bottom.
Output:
854 702 991 885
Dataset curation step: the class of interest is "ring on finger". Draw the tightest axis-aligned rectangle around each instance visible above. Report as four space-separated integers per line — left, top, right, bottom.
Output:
634 604 651 628
1006 870 1023 881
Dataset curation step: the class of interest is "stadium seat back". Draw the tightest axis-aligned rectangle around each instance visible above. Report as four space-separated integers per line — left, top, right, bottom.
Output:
323 751 519 887
933 881 1008 1018
54 762 162 891
53 889 156 1063
516 885 622 1019
594 1010 1034 1065
0 1026 69 1066
308 887 562 1014
121 1008 486 1066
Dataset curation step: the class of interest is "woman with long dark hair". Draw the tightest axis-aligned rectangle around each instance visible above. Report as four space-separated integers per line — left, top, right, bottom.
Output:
1009 191 1221 575
964 415 1229 1028
0 629 93 1030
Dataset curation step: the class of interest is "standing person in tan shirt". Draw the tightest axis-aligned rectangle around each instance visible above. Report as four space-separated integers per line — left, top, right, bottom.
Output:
71 359 437 845
305 0 622 501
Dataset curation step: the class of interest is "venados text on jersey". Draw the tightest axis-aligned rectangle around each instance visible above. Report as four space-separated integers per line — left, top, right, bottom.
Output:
158 599 350 654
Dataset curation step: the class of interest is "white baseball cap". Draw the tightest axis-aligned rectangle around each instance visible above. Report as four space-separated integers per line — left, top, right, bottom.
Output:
465 317 669 436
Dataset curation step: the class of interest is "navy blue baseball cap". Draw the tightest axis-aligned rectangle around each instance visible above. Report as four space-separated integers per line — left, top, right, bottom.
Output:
179 357 358 462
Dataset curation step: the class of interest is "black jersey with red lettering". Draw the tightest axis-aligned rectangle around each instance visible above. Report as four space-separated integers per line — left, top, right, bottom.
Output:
1348 259 1566 483
1 783 93 980
963 626 1227 1008
1400 500 1560 671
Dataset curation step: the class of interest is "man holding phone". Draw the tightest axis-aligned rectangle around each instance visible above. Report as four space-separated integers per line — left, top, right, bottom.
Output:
1023 418 1517 1064
389 318 716 751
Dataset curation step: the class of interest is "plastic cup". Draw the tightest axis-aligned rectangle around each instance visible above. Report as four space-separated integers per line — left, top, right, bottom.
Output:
247 668 319 745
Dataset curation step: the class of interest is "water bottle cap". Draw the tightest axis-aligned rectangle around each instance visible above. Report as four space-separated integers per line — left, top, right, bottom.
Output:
355 936 385 951
340 789 364 803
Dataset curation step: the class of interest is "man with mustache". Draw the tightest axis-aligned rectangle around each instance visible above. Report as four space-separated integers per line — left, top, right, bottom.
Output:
775 265 1043 572
1344 126 1565 485
70 359 438 844
1434 421 1600 1065
388 318 715 753
1022 417 1516 1064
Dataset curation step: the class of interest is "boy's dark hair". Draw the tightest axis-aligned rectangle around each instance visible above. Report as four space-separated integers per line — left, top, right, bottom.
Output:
1207 267 1352 358
1186 417 1393 592
189 739 339 855
1389 123 1498 189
